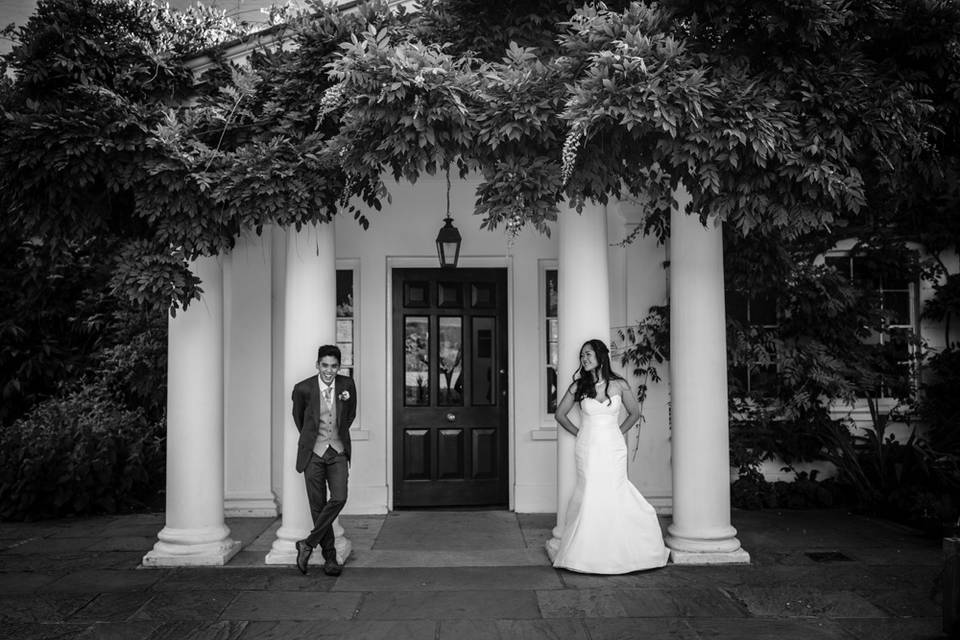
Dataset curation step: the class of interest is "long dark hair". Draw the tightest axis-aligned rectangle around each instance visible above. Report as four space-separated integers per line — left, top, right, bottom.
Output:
572 339 624 402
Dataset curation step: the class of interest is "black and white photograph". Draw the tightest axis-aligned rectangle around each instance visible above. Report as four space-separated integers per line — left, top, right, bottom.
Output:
1 0 958 637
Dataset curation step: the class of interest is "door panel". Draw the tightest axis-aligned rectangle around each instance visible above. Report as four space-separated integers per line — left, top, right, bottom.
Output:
393 268 508 508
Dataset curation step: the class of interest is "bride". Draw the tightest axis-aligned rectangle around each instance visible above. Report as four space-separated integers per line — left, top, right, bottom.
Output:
551 339 670 574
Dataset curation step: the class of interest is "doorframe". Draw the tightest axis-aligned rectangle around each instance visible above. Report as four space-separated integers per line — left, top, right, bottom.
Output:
384 256 515 511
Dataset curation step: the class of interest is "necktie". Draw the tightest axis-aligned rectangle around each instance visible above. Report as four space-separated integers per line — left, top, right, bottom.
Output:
322 386 333 411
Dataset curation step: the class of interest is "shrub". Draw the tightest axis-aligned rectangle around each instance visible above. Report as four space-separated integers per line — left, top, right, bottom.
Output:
731 469 847 511
0 381 165 520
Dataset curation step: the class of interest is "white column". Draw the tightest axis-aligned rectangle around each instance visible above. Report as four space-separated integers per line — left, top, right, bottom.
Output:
266 221 352 565
545 201 610 561
143 256 240 567
665 196 749 564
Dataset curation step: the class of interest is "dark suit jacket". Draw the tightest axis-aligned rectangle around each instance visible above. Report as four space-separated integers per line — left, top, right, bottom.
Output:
292 374 357 472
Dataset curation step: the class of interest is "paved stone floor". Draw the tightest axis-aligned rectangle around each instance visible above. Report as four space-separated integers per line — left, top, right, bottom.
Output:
0 508 948 639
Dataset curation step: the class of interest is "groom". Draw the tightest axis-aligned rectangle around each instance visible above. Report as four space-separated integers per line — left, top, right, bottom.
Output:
291 344 357 576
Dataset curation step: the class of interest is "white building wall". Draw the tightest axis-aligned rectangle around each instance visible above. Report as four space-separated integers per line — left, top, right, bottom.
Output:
612 202 673 512
222 230 277 516
331 175 564 513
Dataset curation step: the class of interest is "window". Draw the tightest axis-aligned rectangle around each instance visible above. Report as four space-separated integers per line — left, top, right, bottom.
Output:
824 253 917 397
336 269 355 378
824 254 914 333
727 291 778 396
545 268 559 414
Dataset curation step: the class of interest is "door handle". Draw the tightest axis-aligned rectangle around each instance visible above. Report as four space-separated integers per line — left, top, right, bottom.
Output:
445 412 456 423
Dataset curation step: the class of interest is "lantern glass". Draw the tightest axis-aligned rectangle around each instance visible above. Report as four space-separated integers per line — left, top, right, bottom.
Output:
435 217 462 269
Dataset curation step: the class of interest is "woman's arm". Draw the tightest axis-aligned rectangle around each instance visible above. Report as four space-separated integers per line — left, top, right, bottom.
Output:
617 379 641 434
555 385 579 436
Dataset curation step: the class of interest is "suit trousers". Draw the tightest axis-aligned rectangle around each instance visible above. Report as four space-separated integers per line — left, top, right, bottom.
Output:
303 447 349 558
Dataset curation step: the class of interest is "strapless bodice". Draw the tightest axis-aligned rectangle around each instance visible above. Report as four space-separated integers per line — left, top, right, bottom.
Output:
579 394 622 417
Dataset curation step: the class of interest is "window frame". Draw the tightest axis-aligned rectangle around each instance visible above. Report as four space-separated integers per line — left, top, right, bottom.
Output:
822 249 922 400
540 261 559 421
727 290 779 398
335 260 359 382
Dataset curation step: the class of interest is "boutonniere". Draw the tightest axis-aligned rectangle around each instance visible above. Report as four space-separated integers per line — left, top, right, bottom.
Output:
339 390 350 401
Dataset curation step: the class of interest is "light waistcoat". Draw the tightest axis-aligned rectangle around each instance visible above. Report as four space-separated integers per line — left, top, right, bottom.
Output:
313 380 344 456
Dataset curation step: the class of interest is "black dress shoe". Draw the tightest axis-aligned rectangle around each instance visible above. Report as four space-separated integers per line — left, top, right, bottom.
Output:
295 540 312 575
322 559 342 576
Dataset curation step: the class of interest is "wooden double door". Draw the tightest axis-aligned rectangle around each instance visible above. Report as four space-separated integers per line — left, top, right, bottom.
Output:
392 268 508 508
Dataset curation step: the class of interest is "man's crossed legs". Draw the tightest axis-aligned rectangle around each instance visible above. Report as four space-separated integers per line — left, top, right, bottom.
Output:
296 447 348 576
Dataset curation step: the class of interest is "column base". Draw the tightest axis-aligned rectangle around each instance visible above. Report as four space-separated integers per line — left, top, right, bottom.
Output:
224 495 278 517
669 548 751 565
265 521 352 566
142 526 241 567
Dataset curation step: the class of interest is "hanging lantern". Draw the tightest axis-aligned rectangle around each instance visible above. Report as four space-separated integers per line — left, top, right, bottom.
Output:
436 167 461 268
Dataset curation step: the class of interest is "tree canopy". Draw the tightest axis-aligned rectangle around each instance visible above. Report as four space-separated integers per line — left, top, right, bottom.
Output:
2 0 959 426
3 0 958 313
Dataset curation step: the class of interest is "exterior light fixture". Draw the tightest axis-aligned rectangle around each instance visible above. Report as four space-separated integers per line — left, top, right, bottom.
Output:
436 167 462 268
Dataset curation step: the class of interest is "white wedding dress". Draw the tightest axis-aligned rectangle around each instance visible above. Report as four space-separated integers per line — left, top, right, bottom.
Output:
552 394 670 574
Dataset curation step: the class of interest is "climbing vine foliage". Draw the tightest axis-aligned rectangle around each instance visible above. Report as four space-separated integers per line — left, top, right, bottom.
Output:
2 0 958 315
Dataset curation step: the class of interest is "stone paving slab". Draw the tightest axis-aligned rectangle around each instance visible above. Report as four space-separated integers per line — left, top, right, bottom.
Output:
438 618 592 640
235 619 436 640
345 547 548 567
537 587 746 618
85 536 159 552
77 620 165 640
579 618 699 640
717 563 890 590
728 585 887 618
235 520 279 555
684 617 851 639
859 586 941 617
0 593 94 623
46 568 165 593
331 565 563 591
219 591 361 621
866 563 943 590
224 519 276 547
0 622 93 640
0 523 63 539
1 550 144 572
101 522 166 538
339 515 386 552
86 620 249 640
355 588 541 620
557 566 722 589
835 617 945 640
261 571 339 592
133 590 237 621
848 545 943 565
8 536 101 554
40 519 119 539
70 592 154 622
372 511 525 551
149 567 338 592
153 568 274 592
0 571 62 594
